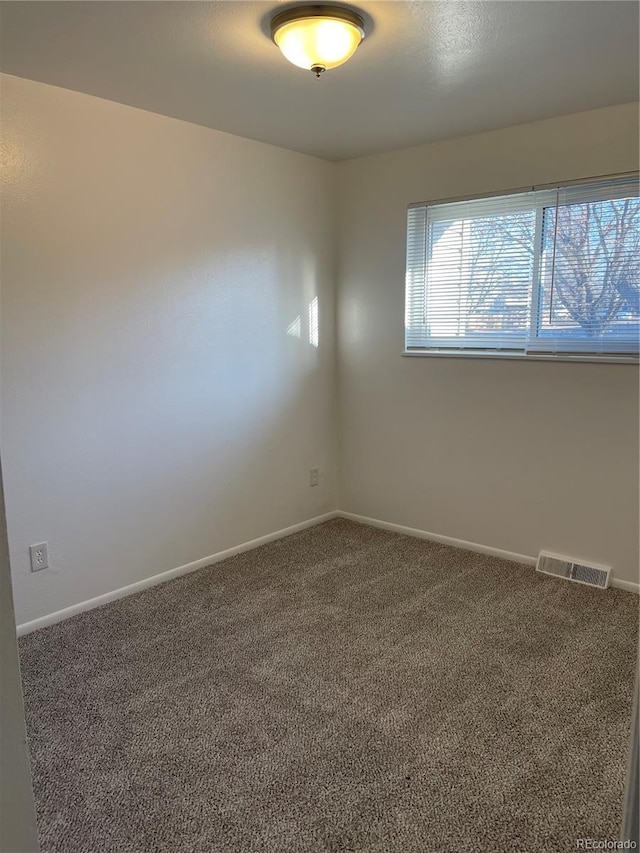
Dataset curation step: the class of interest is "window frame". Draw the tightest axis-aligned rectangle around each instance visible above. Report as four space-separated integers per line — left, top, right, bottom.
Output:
404 173 640 364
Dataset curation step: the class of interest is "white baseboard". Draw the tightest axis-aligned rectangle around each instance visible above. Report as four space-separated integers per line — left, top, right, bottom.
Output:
17 507 638 636
610 577 640 594
336 511 640 594
16 511 339 637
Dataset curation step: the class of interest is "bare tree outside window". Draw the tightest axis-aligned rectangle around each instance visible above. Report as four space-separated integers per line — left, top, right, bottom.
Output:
540 198 640 338
453 198 639 340
408 180 640 355
462 213 534 335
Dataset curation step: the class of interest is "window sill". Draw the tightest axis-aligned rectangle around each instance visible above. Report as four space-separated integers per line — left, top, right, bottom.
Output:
402 350 639 365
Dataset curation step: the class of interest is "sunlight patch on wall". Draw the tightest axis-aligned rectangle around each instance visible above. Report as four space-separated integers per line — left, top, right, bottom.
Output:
309 297 319 348
287 316 302 338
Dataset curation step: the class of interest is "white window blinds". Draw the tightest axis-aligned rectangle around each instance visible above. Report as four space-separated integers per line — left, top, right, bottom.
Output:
405 176 640 357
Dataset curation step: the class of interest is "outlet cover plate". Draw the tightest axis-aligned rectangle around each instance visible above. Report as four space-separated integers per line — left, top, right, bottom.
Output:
30 542 49 572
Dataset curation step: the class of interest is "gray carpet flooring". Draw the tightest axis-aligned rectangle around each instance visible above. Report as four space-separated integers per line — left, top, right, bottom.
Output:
19 519 638 853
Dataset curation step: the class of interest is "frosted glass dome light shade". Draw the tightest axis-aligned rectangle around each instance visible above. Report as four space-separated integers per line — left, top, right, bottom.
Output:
271 5 366 77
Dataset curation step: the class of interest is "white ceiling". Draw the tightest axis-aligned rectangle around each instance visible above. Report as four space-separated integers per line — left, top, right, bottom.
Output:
1 1 638 161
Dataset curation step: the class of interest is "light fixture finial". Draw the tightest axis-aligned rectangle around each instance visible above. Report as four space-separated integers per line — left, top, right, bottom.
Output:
270 5 366 77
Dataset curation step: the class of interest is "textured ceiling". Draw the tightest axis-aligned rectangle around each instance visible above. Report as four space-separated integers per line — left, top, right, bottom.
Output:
1 1 638 161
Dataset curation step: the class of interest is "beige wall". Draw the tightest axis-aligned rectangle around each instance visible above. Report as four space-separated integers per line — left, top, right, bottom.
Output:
1 74 337 626
337 103 639 585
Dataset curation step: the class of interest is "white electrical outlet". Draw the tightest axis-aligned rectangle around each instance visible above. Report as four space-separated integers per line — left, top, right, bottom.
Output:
310 467 320 487
30 542 49 572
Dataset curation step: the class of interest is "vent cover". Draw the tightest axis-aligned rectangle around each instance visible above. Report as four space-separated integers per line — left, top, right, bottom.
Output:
536 551 611 589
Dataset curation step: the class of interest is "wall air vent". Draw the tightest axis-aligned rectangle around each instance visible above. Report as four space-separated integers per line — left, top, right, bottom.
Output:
536 551 611 589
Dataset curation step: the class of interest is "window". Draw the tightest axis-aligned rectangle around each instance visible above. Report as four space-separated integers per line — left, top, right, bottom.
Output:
405 176 640 359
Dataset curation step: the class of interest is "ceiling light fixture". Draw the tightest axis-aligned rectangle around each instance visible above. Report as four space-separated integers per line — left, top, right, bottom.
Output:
270 5 366 78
